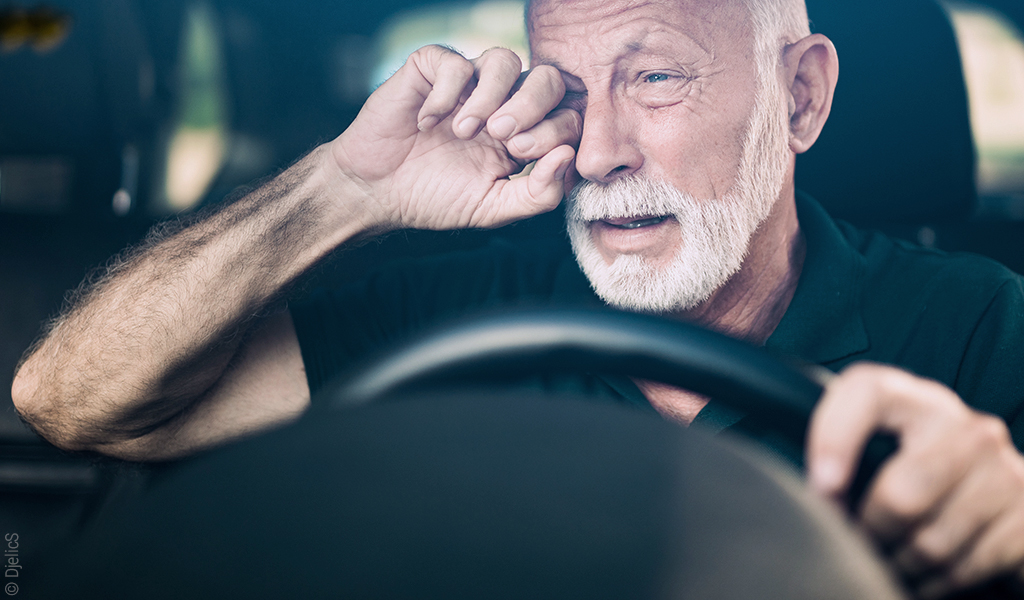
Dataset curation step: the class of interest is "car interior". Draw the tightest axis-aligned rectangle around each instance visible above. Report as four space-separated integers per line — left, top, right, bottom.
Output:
2 0 1024 596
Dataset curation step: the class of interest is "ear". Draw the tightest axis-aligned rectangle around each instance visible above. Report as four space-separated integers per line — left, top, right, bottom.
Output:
782 34 839 154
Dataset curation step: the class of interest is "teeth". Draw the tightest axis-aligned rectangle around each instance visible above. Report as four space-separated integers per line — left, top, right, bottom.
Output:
613 216 668 229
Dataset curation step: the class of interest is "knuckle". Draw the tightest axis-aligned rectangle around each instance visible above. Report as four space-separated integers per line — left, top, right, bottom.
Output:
480 47 522 76
843 362 907 394
432 43 464 57
564 108 584 138
912 531 956 566
550 108 582 137
872 368 909 397
530 64 566 95
1007 453 1024 487
411 45 434 59
840 361 885 380
980 414 1010 443
874 481 930 523
448 55 476 79
838 363 896 404
946 560 985 590
413 45 474 82
530 63 560 79
969 414 1010 452
415 44 456 63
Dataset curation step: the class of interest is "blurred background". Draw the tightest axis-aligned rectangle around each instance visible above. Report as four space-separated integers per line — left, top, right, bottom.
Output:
2 0 1024 445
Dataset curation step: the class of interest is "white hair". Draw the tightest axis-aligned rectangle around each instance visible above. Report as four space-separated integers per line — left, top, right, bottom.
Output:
527 0 811 64
745 0 812 92
745 0 811 46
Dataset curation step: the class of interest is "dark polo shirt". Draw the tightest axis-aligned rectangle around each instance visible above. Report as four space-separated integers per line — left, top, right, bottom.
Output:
292 193 1024 457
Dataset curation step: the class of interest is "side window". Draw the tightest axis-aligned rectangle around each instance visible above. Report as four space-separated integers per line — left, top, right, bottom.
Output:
154 1 230 215
370 0 528 91
943 1 1024 217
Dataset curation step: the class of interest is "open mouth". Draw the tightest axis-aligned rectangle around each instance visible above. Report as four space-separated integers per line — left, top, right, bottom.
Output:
601 215 670 230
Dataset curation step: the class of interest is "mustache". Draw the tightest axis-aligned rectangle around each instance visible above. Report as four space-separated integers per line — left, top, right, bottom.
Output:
565 175 703 223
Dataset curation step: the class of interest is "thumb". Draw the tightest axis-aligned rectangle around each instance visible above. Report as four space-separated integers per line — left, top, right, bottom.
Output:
489 145 575 226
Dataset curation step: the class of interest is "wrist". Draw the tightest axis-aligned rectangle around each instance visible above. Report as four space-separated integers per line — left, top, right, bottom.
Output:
322 138 399 239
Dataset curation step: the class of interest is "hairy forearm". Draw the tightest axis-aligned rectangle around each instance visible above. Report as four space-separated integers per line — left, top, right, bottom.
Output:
12 146 371 452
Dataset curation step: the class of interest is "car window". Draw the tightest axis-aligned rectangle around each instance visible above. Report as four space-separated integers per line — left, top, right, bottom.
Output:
943 1 1024 217
371 0 528 91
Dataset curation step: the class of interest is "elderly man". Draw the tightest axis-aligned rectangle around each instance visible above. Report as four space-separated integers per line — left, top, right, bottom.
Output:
12 0 1024 596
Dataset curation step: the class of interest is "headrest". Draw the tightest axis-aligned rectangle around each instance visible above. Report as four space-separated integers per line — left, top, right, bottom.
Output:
797 0 977 226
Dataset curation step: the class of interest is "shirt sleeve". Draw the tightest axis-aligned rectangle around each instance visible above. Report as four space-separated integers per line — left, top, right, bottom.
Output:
288 239 580 402
289 259 468 401
952 276 1024 450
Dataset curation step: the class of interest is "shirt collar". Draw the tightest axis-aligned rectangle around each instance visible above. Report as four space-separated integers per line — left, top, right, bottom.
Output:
766 192 870 364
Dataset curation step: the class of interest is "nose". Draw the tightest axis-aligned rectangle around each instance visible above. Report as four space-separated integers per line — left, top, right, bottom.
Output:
573 97 643 183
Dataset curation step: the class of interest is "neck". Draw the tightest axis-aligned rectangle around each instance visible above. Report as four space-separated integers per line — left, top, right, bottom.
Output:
673 187 805 345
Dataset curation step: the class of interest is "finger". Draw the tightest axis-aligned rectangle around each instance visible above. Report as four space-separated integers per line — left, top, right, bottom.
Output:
410 45 477 130
482 145 574 227
859 426 975 545
806 363 891 499
891 419 1015 577
917 502 1024 599
893 502 988 581
486 64 567 141
808 364 962 497
526 145 575 203
940 446 1024 592
860 404 995 545
506 108 583 161
445 48 523 139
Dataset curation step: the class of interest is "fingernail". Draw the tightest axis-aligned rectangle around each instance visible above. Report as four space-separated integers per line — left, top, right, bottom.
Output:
489 115 517 140
810 458 844 495
555 158 572 181
510 131 535 154
457 117 481 138
418 115 439 131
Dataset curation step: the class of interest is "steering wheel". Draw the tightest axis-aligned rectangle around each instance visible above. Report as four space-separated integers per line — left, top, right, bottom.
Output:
327 307 895 507
47 308 907 599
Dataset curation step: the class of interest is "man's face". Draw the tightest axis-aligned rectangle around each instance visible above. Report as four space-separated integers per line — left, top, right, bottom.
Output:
529 0 792 312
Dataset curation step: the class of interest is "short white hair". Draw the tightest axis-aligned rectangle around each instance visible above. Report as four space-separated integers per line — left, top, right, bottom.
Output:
746 0 811 46
526 0 811 62
745 0 811 82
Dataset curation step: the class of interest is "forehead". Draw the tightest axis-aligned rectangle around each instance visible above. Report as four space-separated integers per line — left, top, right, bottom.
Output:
528 0 752 66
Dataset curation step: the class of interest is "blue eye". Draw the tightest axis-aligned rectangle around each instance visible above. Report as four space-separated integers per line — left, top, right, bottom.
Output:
644 73 670 83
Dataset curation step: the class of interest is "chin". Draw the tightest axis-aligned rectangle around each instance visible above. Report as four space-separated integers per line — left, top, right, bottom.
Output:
568 221 732 314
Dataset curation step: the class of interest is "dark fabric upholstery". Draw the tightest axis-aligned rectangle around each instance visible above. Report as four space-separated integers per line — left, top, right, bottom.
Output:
798 0 976 225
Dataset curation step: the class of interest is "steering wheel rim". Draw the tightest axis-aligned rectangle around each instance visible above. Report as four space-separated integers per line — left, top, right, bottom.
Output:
328 307 829 444
326 307 896 508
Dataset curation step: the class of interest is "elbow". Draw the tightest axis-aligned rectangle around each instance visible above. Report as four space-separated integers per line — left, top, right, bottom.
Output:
11 362 42 425
11 361 86 452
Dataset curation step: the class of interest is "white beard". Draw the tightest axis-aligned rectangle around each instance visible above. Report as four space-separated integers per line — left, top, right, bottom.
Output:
565 69 791 314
